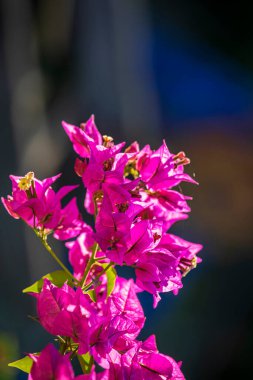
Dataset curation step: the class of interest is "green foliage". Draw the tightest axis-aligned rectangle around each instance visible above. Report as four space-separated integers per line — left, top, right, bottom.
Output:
77 352 92 374
8 356 33 373
87 289 96 302
105 265 117 297
22 270 73 293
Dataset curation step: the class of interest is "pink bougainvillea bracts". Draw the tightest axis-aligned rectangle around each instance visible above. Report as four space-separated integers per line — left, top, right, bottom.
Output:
28 344 75 380
3 115 202 379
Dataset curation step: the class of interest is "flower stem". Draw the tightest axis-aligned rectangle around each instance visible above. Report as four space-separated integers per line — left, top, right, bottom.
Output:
70 346 79 360
34 229 76 283
94 256 107 261
57 336 66 345
59 336 68 354
80 243 98 289
82 262 114 292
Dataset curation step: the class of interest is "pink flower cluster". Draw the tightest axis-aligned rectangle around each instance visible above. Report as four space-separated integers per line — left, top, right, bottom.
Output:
3 116 202 379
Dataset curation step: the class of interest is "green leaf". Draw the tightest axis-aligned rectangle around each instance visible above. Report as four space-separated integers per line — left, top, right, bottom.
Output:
105 266 117 297
8 356 33 373
77 352 91 374
87 289 96 302
22 270 73 293
94 263 117 298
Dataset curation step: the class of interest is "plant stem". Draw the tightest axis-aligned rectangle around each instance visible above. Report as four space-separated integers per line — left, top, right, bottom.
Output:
94 256 107 261
70 346 78 360
59 337 68 354
82 262 114 292
57 336 66 345
34 229 76 283
80 243 98 289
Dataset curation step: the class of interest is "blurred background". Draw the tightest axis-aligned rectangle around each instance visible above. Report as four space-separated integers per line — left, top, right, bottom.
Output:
0 1 253 379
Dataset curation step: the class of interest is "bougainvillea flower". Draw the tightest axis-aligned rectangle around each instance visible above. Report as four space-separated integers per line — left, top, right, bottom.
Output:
29 344 75 380
150 190 191 214
109 277 145 340
136 141 197 191
2 172 60 222
91 277 145 366
102 179 147 220
123 220 162 266
76 366 109 380
94 194 163 265
132 335 185 380
135 233 202 306
1 173 84 240
138 189 191 230
29 346 109 380
159 234 203 279
82 144 126 197
135 248 182 307
107 335 185 380
138 203 189 233
94 195 132 264
53 198 86 240
35 279 78 336
3 115 203 379
34 280 106 354
103 183 131 211
62 115 102 158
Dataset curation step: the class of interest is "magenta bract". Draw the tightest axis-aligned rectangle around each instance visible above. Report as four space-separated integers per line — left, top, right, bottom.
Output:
29 344 75 380
2 173 84 240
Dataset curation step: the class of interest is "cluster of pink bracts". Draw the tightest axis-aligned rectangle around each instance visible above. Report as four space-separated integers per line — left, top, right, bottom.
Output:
2 116 202 379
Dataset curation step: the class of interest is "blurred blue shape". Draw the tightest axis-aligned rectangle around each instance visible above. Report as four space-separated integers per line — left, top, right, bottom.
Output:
153 30 253 122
